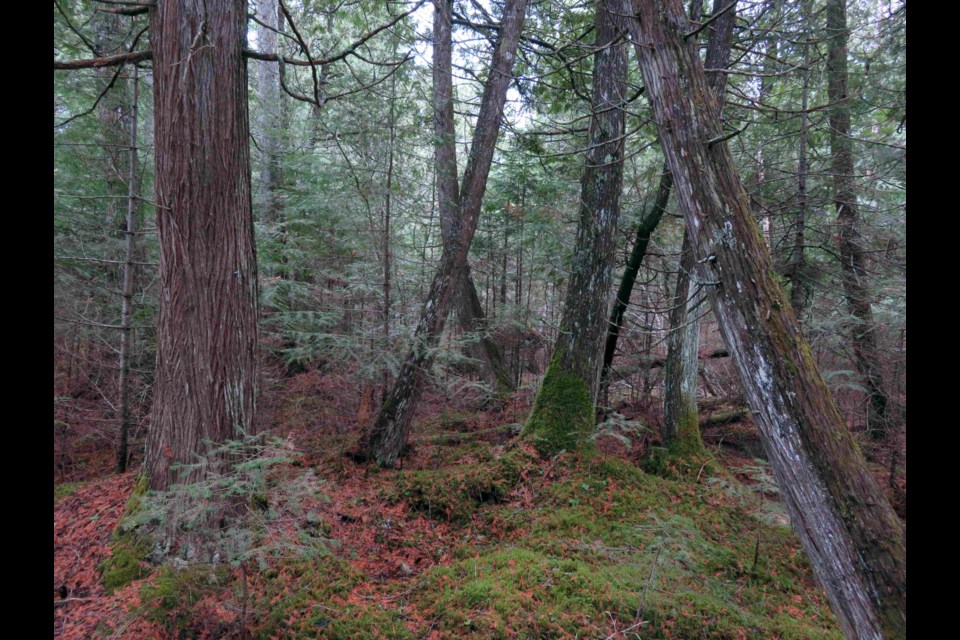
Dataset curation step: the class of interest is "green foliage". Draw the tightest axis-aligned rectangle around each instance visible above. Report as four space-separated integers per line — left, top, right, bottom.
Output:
117 437 325 569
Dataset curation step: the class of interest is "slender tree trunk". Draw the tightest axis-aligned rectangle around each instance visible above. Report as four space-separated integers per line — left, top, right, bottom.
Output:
629 2 905 637
382 71 396 399
147 0 260 490
600 164 673 397
662 232 707 453
116 67 141 474
661 0 736 454
256 0 283 223
363 0 527 467
93 10 130 234
789 0 811 315
827 0 889 439
523 0 629 456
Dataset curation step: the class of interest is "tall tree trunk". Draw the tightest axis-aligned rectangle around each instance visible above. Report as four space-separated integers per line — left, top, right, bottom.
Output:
629 1 905 637
523 0 629 456
116 67 141 474
382 69 396 400
147 0 260 490
662 232 707 453
789 0 811 316
256 0 283 224
433 0 514 396
600 164 673 398
827 0 889 439
93 10 130 234
662 0 736 454
363 0 528 467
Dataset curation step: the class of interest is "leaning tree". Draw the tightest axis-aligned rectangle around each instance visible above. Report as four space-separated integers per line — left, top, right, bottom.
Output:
628 0 905 637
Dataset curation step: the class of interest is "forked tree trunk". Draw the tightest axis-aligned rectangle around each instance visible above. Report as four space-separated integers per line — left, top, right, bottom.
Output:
146 0 260 490
523 0 629 456
662 0 736 454
827 0 889 439
364 0 527 467
629 1 905 637
433 0 514 396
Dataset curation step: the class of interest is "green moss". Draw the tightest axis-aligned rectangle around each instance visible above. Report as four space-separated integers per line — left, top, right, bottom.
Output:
411 458 841 639
522 360 596 456
101 539 150 593
646 405 718 480
251 554 387 639
440 410 470 430
674 405 707 456
388 450 528 522
54 482 81 504
323 605 414 640
100 473 152 593
140 564 229 632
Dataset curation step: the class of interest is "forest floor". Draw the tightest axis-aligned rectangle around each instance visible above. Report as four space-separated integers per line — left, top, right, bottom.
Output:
54 364 905 639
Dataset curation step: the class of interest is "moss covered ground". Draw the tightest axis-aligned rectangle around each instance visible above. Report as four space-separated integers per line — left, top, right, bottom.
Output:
54 380 843 639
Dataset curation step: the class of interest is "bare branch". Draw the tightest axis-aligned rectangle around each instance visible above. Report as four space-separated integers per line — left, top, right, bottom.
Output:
98 6 149 15
684 0 738 39
54 0 100 56
247 0 425 68
54 49 151 70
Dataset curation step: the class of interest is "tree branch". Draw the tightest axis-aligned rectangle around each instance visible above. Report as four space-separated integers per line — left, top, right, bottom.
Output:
54 49 151 70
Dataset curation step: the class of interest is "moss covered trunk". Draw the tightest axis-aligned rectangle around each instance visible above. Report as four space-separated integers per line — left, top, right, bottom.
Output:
629 1 905 637
523 0 630 456
365 0 528 467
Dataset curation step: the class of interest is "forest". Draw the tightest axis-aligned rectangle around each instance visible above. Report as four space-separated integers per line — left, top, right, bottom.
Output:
53 0 906 638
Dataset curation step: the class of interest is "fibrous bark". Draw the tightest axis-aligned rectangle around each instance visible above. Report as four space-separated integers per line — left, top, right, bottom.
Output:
146 0 260 490
364 0 528 467
629 1 905 637
827 0 889 439
523 0 630 456
662 0 736 455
